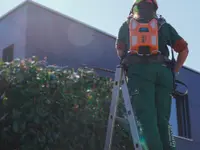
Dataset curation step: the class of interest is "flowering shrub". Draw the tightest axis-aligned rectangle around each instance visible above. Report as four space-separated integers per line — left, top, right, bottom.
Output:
0 57 133 150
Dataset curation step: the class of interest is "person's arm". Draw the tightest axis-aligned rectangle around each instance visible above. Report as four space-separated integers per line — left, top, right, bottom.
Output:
168 24 189 73
115 22 128 59
173 40 189 73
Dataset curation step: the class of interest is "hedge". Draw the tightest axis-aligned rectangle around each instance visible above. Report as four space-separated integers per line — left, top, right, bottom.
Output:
0 56 134 150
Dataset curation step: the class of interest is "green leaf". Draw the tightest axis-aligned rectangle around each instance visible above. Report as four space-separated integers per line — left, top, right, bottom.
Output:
12 121 19 133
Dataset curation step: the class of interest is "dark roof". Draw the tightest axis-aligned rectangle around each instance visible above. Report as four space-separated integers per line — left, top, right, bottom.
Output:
0 0 199 75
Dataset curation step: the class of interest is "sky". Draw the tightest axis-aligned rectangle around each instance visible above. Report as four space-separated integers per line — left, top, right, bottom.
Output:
0 0 199 71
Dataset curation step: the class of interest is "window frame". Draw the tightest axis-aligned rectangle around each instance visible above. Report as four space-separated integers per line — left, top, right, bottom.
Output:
174 94 192 139
2 44 14 62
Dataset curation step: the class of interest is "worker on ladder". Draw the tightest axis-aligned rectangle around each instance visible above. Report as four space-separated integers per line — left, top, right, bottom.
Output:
115 0 189 149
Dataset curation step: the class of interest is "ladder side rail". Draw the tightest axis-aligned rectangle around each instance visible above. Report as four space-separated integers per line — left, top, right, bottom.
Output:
104 66 123 150
121 72 143 150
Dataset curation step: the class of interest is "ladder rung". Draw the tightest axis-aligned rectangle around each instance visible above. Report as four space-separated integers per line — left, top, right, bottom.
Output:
116 116 129 125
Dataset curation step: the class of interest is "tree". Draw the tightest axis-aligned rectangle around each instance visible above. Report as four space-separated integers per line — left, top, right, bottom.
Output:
0 57 133 150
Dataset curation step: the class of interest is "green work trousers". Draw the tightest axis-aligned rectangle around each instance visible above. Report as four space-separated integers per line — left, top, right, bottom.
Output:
127 63 176 150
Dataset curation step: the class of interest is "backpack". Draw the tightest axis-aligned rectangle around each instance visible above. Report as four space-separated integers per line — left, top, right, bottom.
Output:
128 14 166 56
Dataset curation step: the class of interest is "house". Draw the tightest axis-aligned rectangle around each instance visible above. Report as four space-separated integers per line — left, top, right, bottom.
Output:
0 0 200 149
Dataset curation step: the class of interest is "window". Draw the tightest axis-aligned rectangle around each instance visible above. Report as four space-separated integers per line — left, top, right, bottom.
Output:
169 98 178 135
175 94 191 138
170 94 191 139
2 44 14 62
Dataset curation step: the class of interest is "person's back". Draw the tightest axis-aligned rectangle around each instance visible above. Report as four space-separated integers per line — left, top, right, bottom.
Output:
115 0 189 150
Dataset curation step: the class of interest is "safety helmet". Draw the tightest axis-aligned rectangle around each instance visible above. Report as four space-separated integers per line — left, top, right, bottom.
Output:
133 0 158 10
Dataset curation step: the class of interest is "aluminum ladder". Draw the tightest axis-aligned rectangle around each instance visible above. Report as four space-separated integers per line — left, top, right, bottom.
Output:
104 65 146 150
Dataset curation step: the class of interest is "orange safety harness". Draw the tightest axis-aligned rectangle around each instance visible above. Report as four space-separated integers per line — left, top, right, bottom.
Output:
129 18 159 55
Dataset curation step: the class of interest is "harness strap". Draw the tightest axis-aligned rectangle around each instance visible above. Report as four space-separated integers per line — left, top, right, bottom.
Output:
122 54 167 64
